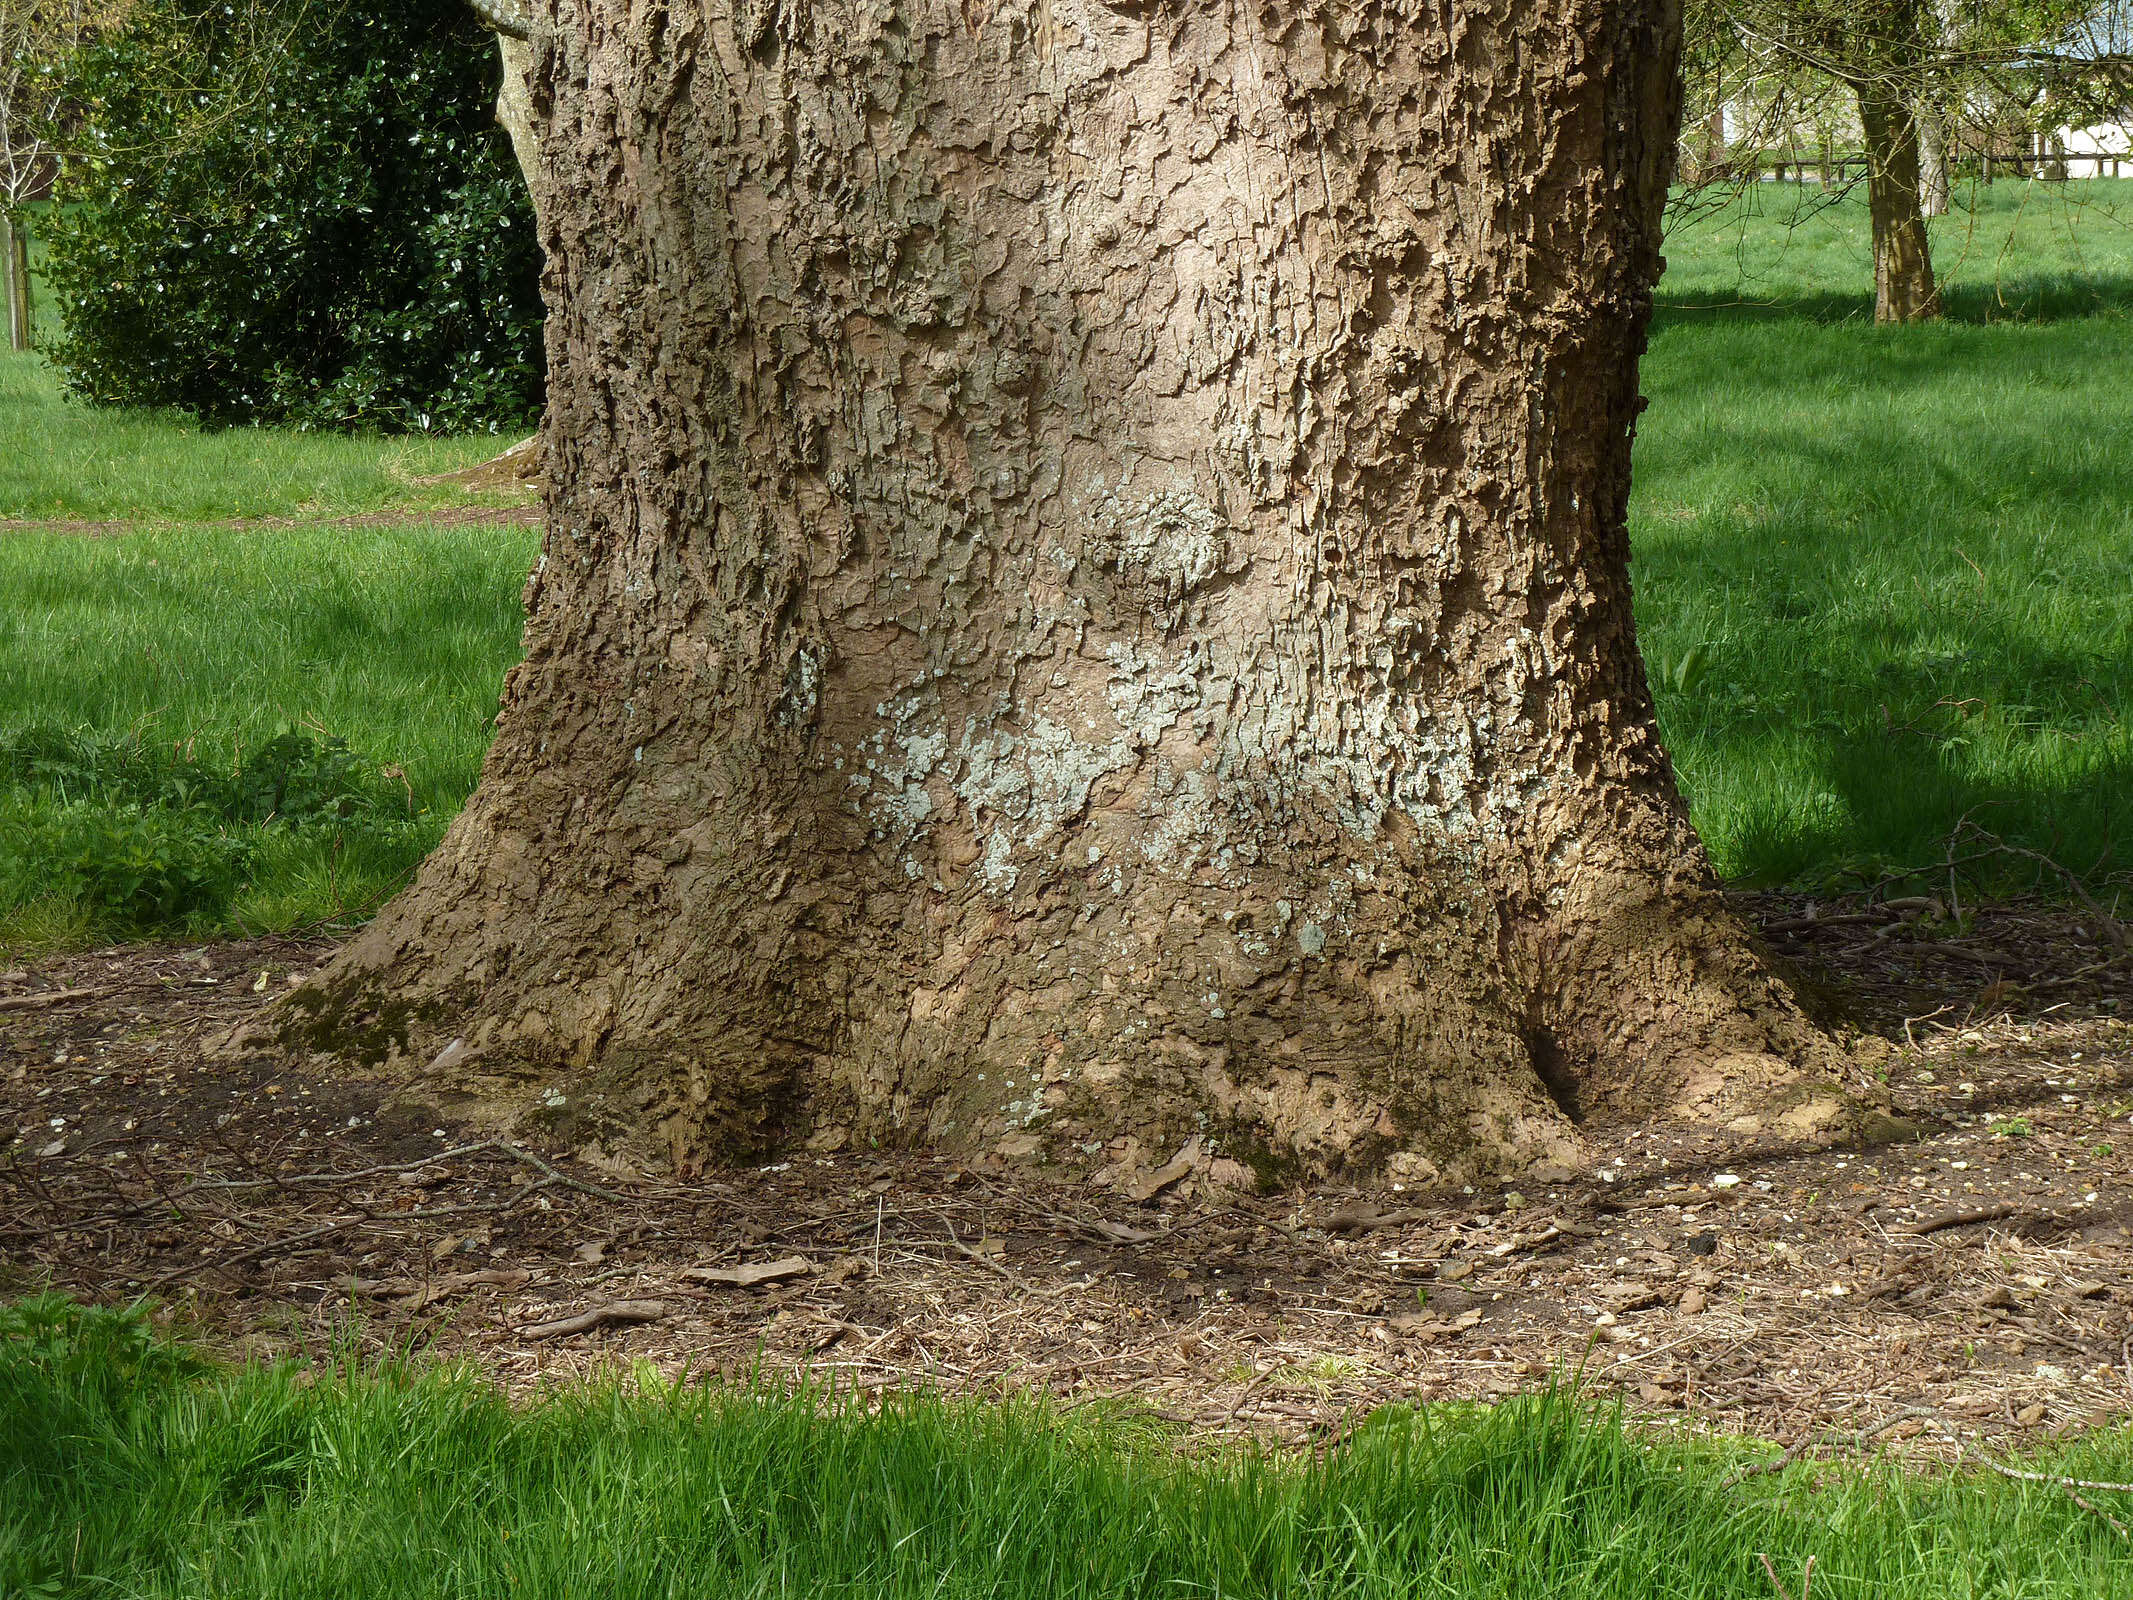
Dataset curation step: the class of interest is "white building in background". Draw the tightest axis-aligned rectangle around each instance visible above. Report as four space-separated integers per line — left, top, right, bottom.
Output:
2054 122 2131 178
2042 4 2133 176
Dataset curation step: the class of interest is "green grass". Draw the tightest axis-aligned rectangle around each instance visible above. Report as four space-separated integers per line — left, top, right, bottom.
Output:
1635 179 2133 886
3 207 518 520
5 1297 2132 1599
0 518 534 943
2 180 2131 947
0 352 522 522
0 216 535 945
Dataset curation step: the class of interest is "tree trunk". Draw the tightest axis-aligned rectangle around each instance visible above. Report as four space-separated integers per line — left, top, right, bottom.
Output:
1857 88 1941 323
490 33 539 198
1 211 29 352
1916 104 1948 218
273 0 1862 1184
467 1 541 205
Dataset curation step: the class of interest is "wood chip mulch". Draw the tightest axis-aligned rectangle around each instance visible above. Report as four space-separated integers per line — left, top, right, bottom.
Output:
5 891 2131 1461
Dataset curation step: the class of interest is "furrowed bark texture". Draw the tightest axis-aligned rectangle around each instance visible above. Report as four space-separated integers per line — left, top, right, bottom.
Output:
288 0 1853 1182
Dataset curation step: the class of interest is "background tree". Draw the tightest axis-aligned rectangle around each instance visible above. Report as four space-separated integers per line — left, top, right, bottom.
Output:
275 0 1872 1184
0 1 117 349
1685 0 2122 322
466 0 537 202
40 0 542 430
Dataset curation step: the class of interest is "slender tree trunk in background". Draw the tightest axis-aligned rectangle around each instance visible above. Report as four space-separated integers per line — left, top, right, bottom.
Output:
468 0 542 215
1857 88 1941 323
1916 105 1949 217
275 0 1862 1183
468 2 547 483
490 33 539 200
1 211 28 351
1700 104 1727 183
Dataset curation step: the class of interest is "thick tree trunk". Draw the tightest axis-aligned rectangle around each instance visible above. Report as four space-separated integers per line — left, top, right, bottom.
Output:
1858 88 1941 323
275 0 1861 1183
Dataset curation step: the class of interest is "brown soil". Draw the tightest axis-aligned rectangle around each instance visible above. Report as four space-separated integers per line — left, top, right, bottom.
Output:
4 895 2130 1457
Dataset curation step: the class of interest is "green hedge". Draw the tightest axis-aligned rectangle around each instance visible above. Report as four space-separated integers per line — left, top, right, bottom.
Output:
40 0 543 433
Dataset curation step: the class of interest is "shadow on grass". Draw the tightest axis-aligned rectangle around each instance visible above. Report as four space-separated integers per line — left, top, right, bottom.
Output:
1634 288 2133 891
1704 729 2132 892
1655 272 2133 326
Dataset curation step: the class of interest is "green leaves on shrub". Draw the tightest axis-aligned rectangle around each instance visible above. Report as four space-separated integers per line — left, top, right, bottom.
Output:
0 725 393 826
0 726 419 935
0 796 254 928
40 1 543 433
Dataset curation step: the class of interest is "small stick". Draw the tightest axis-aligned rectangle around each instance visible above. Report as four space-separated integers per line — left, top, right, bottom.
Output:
1756 1552 1815 1600
1893 1203 2023 1237
519 1299 667 1341
941 1215 1021 1285
139 1215 361 1292
0 986 106 1012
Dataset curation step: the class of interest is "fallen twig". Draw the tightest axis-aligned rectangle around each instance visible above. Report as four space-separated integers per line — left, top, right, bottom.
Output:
139 1215 362 1292
1894 1203 2024 1237
940 1216 1023 1285
1757 1551 1815 1600
519 1299 667 1340
0 986 106 1012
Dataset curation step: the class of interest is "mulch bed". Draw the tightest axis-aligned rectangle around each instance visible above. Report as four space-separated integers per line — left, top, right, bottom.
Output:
5 893 2131 1459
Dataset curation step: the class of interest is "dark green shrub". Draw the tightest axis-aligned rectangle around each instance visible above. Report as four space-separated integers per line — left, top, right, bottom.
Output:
41 0 542 433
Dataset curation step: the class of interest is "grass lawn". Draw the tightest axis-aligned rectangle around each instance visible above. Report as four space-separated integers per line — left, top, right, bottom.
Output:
1 211 516 521
0 512 534 944
5 1297 2132 1599
1635 179 2133 886
1 181 2130 948
0 353 527 523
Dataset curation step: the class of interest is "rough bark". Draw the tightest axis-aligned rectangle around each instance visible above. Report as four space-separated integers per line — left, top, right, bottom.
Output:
1857 88 1941 323
271 0 1866 1185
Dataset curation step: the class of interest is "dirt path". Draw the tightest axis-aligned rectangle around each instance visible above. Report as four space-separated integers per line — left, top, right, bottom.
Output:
0 504 539 537
4 896 2130 1456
